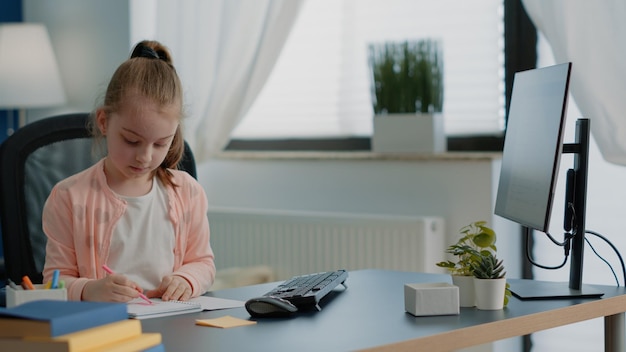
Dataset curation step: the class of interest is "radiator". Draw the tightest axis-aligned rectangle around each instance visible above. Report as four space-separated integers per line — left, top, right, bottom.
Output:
208 207 445 280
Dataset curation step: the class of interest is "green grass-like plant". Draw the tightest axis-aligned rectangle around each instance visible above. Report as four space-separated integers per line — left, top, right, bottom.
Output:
368 39 443 115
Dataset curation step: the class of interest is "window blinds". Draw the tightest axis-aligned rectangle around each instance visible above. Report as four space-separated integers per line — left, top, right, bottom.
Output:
232 0 505 139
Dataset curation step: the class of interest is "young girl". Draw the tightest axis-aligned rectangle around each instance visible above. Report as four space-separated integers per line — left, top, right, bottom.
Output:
42 40 215 302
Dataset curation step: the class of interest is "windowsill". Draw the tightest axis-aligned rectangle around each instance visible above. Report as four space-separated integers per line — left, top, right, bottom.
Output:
219 135 504 161
213 150 502 161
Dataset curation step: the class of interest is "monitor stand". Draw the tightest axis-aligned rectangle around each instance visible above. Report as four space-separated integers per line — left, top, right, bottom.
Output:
508 279 604 300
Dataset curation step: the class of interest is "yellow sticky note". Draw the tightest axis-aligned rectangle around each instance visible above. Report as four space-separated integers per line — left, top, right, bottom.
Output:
195 315 257 328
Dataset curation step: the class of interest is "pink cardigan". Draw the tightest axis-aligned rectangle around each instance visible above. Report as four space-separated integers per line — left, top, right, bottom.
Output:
42 159 215 300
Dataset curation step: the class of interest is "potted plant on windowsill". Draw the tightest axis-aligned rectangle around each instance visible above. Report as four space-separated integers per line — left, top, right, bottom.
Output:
472 251 510 310
367 38 445 153
436 221 497 307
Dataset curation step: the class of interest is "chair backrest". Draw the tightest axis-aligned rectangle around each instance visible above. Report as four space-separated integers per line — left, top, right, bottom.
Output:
0 112 197 284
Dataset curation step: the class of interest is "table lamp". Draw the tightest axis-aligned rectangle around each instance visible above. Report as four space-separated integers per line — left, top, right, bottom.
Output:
0 23 66 131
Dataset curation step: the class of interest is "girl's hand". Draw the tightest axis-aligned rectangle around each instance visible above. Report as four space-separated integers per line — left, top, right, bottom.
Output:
145 275 192 301
82 274 145 302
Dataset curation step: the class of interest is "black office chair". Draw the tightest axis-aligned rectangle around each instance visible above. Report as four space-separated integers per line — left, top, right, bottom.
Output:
0 112 197 285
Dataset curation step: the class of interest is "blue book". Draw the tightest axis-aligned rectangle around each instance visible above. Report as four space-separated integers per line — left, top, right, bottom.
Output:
143 343 166 352
0 299 128 338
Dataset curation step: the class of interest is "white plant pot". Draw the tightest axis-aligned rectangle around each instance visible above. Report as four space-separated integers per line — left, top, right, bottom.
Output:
452 275 475 308
474 277 507 310
372 113 446 153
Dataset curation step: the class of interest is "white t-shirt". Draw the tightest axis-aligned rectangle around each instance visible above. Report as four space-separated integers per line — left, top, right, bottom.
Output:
107 178 175 290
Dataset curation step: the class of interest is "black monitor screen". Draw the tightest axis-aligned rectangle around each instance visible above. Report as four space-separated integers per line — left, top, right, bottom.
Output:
495 63 571 233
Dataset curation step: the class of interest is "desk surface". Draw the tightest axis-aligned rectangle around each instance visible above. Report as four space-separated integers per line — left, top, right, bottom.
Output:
141 270 626 351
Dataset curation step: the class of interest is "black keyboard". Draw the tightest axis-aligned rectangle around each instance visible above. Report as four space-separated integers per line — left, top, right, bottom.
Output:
263 270 348 309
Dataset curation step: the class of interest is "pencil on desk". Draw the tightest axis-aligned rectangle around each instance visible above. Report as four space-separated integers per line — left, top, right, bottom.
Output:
21 275 35 290
51 269 60 289
102 264 153 305
7 279 20 290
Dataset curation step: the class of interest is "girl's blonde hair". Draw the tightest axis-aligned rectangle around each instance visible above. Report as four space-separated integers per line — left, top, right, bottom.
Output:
91 40 185 187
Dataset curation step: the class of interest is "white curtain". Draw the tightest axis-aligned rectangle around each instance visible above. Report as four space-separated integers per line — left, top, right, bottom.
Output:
152 0 303 162
522 0 626 166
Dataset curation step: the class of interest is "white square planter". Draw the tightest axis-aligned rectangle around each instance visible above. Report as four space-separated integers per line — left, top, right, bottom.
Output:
372 113 446 153
404 282 459 316
6 284 67 307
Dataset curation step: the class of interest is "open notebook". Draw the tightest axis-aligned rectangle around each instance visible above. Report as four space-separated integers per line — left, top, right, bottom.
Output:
127 296 244 319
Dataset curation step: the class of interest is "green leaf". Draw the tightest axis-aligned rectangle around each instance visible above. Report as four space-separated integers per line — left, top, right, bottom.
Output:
472 231 496 248
504 283 512 307
437 221 500 279
436 261 456 269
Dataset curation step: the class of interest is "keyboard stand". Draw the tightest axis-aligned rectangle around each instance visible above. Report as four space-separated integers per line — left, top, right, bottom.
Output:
261 270 350 312
313 279 348 311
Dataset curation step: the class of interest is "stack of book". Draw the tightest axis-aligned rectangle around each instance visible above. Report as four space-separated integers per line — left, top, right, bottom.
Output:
0 300 164 351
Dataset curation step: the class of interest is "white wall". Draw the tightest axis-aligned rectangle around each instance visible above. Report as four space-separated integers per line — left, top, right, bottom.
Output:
198 153 522 279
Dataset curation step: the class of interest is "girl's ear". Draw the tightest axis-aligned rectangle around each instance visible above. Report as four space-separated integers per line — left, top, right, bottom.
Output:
96 109 107 135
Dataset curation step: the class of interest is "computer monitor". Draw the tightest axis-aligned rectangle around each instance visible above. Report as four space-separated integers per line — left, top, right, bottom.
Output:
495 62 603 300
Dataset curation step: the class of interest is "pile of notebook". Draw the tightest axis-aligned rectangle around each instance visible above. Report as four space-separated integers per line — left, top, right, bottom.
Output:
0 300 163 351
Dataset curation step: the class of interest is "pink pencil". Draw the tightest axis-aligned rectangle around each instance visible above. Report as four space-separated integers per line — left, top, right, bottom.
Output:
102 264 153 305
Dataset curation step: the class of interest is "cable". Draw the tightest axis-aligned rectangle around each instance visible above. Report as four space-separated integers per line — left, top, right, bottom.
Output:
586 229 626 287
544 231 571 247
524 227 570 270
584 236 619 286
524 199 626 285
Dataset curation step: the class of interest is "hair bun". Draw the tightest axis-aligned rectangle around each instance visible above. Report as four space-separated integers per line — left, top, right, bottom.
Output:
130 41 171 64
131 45 159 60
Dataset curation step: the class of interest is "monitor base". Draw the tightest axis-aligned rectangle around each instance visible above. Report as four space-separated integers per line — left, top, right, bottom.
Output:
508 279 604 300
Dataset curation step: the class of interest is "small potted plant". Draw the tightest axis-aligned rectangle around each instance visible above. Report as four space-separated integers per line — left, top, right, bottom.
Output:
436 221 496 307
471 252 510 310
368 38 445 153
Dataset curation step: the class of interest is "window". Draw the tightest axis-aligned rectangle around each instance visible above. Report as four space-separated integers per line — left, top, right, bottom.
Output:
231 0 505 140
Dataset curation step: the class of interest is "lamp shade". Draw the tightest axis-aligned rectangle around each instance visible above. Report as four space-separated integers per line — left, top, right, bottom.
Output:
0 23 66 108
